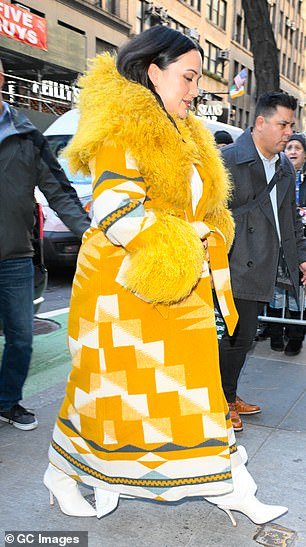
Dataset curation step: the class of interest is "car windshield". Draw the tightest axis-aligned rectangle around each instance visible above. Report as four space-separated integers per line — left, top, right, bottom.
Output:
58 158 91 185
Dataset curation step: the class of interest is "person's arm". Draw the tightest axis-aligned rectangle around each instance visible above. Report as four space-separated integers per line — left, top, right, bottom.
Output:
91 144 205 304
33 130 90 239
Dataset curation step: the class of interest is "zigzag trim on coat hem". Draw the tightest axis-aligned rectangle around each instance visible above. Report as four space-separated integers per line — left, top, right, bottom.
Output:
51 440 233 487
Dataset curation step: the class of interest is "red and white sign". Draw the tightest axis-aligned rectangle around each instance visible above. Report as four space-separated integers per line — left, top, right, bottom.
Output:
0 1 47 51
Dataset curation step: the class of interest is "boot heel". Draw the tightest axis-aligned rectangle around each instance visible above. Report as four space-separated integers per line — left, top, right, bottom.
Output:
49 490 54 506
219 507 237 527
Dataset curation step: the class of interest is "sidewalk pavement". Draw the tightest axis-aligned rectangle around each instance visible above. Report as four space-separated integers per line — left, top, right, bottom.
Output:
0 311 305 547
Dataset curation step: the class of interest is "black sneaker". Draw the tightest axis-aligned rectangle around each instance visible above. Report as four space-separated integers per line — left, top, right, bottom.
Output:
0 404 38 430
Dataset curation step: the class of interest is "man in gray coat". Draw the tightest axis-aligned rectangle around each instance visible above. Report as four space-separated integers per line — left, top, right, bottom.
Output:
0 60 91 431
220 91 306 432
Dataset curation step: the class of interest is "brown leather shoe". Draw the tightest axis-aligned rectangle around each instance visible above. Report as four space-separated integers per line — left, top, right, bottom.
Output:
228 402 243 432
236 396 261 415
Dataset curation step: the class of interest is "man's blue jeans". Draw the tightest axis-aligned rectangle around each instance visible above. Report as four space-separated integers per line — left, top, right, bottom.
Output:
0 258 34 411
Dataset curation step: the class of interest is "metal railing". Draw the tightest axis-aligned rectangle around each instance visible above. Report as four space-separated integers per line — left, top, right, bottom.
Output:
258 286 306 326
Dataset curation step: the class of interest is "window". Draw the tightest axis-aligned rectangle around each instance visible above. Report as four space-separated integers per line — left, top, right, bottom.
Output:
281 53 286 75
105 0 118 16
136 1 142 33
96 38 117 54
293 62 297 83
238 108 243 127
11 1 44 18
242 22 248 48
206 0 227 30
284 21 288 40
299 106 303 126
206 0 212 19
212 0 218 24
204 41 224 77
230 105 237 124
245 110 250 127
58 20 85 35
247 69 252 95
183 0 201 10
136 0 154 33
279 11 283 34
269 4 276 28
219 0 226 29
286 59 291 79
235 14 242 43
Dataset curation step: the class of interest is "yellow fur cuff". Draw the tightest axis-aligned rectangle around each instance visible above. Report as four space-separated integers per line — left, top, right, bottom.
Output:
124 213 205 304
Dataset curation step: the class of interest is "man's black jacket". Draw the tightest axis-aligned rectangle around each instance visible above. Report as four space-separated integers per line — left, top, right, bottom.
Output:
0 106 90 261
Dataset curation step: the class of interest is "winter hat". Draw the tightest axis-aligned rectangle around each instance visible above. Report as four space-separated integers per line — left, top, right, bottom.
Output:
214 130 234 146
287 133 306 151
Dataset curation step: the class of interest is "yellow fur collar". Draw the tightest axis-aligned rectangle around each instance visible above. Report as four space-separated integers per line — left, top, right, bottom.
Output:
66 54 231 214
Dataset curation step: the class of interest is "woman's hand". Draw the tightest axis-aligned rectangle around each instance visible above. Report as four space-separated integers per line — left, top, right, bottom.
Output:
203 238 210 262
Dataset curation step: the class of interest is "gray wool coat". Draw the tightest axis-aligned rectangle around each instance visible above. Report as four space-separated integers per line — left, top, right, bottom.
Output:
222 128 306 302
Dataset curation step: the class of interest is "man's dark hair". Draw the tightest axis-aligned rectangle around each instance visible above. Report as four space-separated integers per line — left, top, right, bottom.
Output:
117 25 203 94
254 91 297 121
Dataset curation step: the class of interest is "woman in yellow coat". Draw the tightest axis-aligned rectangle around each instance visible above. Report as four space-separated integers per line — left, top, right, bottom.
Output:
44 26 287 525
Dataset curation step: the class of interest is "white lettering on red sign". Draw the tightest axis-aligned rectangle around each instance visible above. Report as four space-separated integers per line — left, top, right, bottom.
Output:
0 1 47 50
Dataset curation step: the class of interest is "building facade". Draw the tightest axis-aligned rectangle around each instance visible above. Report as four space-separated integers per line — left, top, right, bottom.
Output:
0 0 305 129
230 0 305 128
0 0 131 124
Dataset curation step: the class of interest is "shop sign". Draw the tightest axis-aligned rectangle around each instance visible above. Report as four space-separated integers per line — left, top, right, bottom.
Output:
7 78 79 104
32 80 79 102
197 101 229 123
0 1 47 51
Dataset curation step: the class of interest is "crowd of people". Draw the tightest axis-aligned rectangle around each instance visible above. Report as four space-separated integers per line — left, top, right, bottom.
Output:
1 24 305 528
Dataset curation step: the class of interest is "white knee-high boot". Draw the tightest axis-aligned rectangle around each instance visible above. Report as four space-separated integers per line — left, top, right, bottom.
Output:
43 463 96 517
44 463 121 518
205 446 287 527
94 488 120 518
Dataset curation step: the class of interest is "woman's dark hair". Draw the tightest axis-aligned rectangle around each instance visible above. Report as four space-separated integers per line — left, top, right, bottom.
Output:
116 25 203 93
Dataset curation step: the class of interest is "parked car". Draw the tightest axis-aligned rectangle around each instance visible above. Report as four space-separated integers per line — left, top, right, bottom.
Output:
197 117 243 140
41 109 242 266
36 157 91 267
